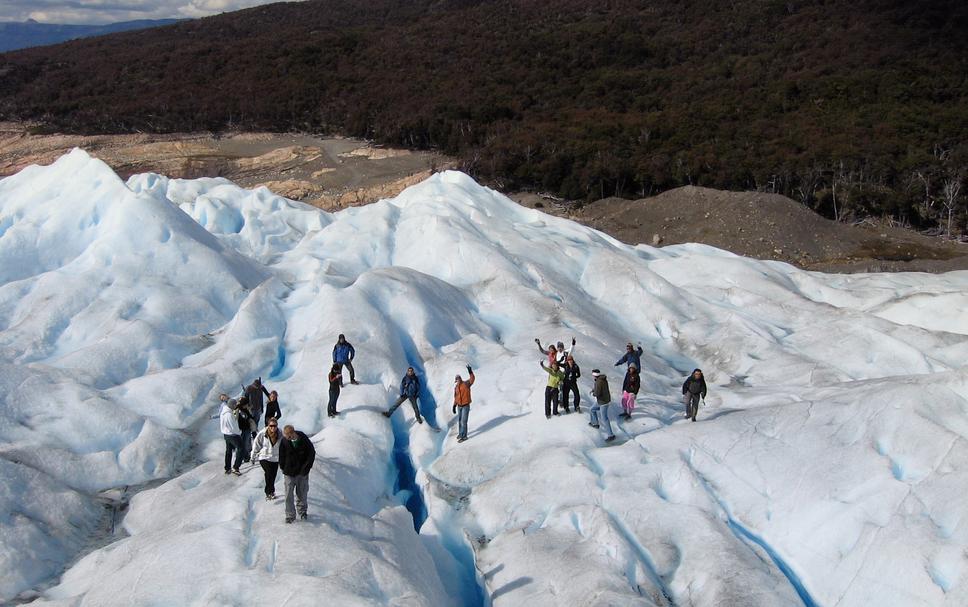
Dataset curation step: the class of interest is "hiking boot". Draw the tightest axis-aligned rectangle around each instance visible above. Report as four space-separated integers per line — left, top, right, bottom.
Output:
457 437 466 443
285 518 294 524
231 469 242 476
588 423 599 428
300 513 308 521
684 412 690 418
351 380 360 385
605 435 616 442
416 417 424 424
382 411 391 417
575 407 581 413
691 417 697 422
265 495 272 501
546 415 551 419
224 469 231 475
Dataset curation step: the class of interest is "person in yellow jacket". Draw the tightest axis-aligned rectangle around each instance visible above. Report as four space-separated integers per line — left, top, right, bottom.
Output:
453 365 475 442
540 360 565 418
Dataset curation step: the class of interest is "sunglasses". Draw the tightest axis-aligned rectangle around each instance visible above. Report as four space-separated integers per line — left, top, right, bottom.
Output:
268 424 278 428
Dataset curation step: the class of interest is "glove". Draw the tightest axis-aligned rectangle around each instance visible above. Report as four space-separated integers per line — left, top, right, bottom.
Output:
466 365 473 374
571 337 576 346
534 338 540 345
453 405 457 414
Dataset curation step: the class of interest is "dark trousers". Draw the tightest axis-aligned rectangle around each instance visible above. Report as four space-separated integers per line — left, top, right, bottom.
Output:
562 380 580 411
544 386 560 416
686 393 701 419
260 460 279 496
339 361 356 383
388 394 421 419
328 387 340 416
223 434 243 471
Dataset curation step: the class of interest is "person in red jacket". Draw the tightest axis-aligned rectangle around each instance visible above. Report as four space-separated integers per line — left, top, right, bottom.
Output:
453 365 475 443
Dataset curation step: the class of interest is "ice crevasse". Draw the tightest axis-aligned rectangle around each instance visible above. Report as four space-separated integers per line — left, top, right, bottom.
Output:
0 148 967 606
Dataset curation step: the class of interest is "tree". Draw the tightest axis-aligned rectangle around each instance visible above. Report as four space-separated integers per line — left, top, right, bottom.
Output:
940 173 963 239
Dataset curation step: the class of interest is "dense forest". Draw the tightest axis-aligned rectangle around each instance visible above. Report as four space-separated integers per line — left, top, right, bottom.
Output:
1 0 966 233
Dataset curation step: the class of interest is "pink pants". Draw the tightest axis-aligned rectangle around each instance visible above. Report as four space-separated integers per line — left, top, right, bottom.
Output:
622 391 636 414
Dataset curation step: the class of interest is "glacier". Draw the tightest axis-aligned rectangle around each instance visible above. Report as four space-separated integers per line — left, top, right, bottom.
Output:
0 149 967 606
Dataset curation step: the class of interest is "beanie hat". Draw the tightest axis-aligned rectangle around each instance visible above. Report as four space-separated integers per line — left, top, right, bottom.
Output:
591 369 601 377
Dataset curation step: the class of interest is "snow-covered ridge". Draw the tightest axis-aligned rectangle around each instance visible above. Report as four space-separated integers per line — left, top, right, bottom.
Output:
1 149 967 605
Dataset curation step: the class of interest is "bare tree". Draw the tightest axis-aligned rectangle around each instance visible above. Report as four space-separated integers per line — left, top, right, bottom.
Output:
940 173 963 239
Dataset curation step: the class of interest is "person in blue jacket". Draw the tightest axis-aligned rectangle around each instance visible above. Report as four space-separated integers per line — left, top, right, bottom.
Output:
615 342 643 370
384 367 423 423
333 334 359 385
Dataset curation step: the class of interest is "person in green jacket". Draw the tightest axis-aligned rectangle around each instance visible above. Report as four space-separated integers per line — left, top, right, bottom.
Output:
540 360 565 418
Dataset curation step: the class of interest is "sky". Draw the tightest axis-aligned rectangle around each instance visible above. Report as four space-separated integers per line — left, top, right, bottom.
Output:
0 0 305 25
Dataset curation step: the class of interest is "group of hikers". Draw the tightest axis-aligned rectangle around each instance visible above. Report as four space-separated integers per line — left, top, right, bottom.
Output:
215 332 707 522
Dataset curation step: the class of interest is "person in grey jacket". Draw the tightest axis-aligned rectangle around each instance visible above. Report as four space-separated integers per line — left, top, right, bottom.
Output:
682 368 707 422
588 370 615 442
251 418 281 500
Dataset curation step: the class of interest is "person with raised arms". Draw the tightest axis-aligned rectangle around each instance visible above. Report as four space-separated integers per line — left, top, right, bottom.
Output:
453 365 475 443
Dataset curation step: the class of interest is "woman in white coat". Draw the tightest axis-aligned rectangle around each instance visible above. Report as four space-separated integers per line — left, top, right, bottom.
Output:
251 418 282 500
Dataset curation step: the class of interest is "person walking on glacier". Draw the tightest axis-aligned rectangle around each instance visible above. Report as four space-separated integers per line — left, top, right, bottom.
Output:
682 368 707 422
588 370 616 442
384 366 423 423
615 342 644 370
620 364 640 419
251 417 281 500
333 333 359 385
279 424 316 523
215 394 243 475
245 378 271 428
540 359 565 417
236 396 256 463
327 364 343 418
453 366 475 442
561 354 582 413
264 390 282 426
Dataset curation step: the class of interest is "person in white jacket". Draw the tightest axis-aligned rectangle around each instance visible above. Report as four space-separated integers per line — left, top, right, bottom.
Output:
251 418 282 500
217 394 243 475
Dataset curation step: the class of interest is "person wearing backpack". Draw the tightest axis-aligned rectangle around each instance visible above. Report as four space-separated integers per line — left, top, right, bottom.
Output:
251 418 281 500
682 368 708 422
620 364 640 419
588 370 615 442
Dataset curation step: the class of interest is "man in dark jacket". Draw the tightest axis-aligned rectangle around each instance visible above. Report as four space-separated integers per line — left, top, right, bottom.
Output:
245 378 271 428
333 334 359 385
615 342 644 369
589 370 615 442
279 425 316 523
561 355 581 413
682 369 707 422
384 367 423 423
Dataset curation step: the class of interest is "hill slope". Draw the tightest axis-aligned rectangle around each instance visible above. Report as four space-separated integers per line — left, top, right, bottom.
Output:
0 0 966 228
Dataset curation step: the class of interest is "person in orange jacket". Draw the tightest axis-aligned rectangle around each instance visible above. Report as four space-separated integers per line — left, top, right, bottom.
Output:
453 365 475 443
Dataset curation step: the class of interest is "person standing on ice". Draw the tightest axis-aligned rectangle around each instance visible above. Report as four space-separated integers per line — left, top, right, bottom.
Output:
236 396 256 463
245 378 270 428
384 366 424 424
279 424 316 523
327 364 343 418
251 418 281 500
561 354 582 413
264 390 282 426
216 394 243 475
620 364 640 419
540 360 565 417
536 337 575 366
682 368 707 422
588 370 615 442
615 342 644 370
333 334 359 385
453 366 475 442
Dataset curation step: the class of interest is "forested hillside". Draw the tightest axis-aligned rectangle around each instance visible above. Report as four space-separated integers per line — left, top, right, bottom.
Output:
1 0 966 230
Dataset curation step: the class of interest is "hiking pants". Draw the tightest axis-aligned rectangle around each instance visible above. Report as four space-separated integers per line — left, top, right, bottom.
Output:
562 380 580 411
544 386 560 416
340 361 356 383
284 474 309 520
389 395 421 419
260 460 279 496
685 392 701 419
223 434 243 471
621 391 636 415
328 387 340 416
240 428 253 461
457 405 470 439
590 403 613 437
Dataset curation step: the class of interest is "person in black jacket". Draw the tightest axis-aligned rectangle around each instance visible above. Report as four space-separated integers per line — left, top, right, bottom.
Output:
620 365 640 419
327 364 343 418
264 391 282 427
279 425 316 523
245 378 271 427
682 368 707 422
561 355 581 413
237 396 256 462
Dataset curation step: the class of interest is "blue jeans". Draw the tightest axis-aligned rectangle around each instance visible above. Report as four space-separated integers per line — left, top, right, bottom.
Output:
589 403 613 437
223 434 243 471
457 405 470 439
